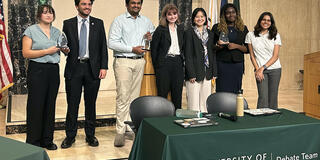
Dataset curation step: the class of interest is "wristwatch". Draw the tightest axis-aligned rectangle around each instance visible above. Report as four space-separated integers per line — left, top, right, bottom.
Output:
263 65 268 70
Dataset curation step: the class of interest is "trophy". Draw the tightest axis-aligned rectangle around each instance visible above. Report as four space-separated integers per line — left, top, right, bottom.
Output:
57 32 69 56
141 31 151 51
141 37 150 51
219 32 229 45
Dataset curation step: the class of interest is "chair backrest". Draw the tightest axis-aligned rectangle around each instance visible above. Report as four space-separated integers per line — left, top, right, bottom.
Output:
206 92 249 114
130 96 175 130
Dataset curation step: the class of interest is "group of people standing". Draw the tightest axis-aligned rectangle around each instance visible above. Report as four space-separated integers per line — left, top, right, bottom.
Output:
21 0 282 150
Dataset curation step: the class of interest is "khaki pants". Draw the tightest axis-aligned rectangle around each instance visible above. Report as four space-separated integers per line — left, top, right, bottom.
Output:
186 79 212 112
113 58 145 134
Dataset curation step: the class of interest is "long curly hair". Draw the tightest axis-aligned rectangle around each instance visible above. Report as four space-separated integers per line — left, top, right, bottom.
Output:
254 12 278 40
217 3 245 34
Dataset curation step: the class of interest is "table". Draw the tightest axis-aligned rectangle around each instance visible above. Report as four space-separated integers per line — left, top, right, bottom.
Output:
0 136 49 160
129 109 320 160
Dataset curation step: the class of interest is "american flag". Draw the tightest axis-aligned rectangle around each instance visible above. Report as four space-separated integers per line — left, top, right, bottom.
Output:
0 0 14 100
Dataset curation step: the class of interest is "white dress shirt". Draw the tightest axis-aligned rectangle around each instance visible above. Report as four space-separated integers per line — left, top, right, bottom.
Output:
168 25 180 55
108 12 155 57
77 15 90 58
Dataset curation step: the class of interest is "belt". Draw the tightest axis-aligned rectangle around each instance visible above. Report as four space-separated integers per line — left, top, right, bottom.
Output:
78 58 90 63
166 54 180 57
115 56 144 59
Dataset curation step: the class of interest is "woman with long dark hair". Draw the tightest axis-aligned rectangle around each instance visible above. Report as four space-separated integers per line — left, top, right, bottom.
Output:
22 4 69 150
245 12 281 109
212 3 248 94
185 8 217 112
151 3 184 110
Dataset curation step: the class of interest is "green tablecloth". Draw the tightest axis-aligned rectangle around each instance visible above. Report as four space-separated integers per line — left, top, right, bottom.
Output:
0 136 49 160
129 109 320 160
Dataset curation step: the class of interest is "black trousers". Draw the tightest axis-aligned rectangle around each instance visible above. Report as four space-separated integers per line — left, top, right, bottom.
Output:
155 56 184 109
26 61 60 147
65 61 100 139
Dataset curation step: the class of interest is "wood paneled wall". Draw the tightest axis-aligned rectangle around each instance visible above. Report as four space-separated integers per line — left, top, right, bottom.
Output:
194 0 320 90
303 51 320 118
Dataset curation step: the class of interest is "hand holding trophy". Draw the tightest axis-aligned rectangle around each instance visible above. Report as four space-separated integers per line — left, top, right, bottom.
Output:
142 31 152 51
57 31 69 56
218 32 229 46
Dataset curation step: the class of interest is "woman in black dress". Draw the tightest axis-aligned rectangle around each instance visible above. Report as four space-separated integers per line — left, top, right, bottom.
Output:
212 3 248 93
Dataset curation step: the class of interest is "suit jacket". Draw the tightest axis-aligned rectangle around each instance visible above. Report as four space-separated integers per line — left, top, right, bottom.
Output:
150 25 184 69
184 27 217 82
63 16 108 79
212 24 248 63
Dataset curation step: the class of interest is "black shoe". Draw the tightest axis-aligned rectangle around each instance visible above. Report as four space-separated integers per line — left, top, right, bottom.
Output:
61 137 75 149
86 136 99 147
41 142 58 150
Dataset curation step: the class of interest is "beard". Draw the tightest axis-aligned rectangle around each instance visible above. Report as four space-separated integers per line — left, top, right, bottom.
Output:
78 8 91 17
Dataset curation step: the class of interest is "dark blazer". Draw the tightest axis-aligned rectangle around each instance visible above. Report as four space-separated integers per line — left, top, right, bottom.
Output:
63 16 108 79
150 24 184 69
184 27 217 82
212 24 248 63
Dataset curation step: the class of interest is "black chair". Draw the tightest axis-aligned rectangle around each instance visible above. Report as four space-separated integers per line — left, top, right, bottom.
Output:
128 96 175 132
206 92 249 114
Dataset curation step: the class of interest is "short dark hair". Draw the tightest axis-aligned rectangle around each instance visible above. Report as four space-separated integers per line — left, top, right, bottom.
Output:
191 8 208 26
36 4 55 22
74 0 95 6
125 0 143 5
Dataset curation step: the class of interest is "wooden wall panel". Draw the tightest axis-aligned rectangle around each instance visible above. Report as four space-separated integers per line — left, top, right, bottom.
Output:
304 51 320 118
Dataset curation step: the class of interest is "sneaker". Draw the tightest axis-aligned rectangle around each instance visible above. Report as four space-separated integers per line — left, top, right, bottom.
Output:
114 134 125 147
125 131 135 140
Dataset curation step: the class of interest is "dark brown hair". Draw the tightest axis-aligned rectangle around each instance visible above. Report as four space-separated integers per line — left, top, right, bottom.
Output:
191 8 208 26
125 0 143 5
159 3 180 27
254 12 278 40
75 0 95 6
36 4 55 22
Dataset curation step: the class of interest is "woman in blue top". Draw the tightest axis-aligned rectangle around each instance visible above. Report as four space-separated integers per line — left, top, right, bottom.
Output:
22 4 69 150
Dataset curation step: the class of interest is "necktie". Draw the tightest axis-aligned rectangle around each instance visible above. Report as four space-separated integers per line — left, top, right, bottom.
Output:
79 19 87 58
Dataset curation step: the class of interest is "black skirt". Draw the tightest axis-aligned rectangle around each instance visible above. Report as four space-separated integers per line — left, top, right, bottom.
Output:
216 61 243 94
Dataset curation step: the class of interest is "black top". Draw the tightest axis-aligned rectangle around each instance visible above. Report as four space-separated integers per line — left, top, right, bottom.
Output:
184 27 217 82
211 24 249 63
150 25 184 70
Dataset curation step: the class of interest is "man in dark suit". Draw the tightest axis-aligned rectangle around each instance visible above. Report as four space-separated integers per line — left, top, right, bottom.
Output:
61 0 108 148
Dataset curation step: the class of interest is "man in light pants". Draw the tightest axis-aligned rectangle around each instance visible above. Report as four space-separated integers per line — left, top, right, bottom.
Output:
108 0 154 147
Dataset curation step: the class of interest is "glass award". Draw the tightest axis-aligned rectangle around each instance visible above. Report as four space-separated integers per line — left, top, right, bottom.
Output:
57 32 68 49
219 32 229 44
141 37 151 51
